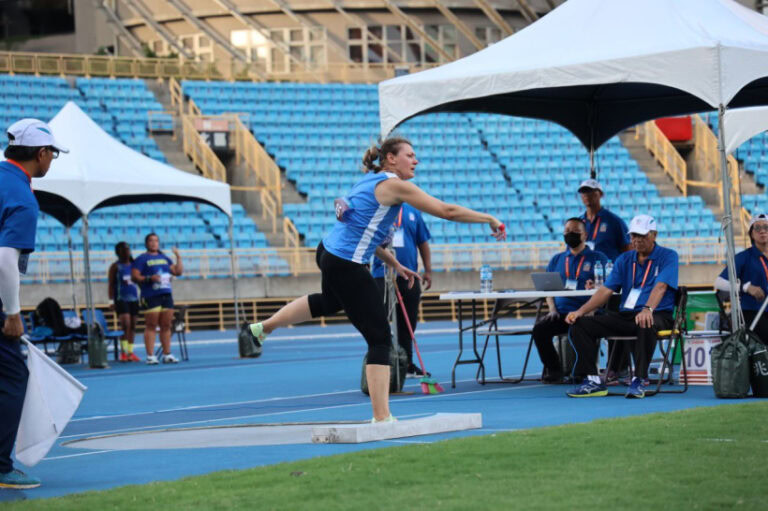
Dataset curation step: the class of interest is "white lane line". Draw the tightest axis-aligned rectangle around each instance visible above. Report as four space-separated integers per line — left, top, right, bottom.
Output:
60 384 543 441
43 450 113 461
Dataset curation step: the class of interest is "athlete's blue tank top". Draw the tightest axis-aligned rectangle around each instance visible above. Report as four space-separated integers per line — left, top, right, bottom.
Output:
323 171 400 264
115 261 139 302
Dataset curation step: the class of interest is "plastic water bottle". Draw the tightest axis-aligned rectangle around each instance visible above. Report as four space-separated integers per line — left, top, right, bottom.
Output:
480 264 493 293
594 260 604 287
605 261 614 282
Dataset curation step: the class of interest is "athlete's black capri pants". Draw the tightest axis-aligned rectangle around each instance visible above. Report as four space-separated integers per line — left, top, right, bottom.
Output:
308 242 391 365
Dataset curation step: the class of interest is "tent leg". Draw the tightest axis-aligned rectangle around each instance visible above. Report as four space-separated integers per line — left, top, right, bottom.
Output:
589 147 595 179
82 217 94 342
718 104 744 331
228 218 240 327
66 227 77 310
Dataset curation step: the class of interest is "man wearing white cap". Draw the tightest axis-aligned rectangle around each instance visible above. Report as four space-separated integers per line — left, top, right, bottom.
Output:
715 213 768 341
578 179 630 262
564 215 678 399
0 118 67 489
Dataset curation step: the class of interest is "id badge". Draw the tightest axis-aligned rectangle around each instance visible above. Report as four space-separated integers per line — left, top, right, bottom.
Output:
393 228 405 248
18 253 29 275
623 288 642 310
586 241 595 250
160 272 172 289
565 279 578 290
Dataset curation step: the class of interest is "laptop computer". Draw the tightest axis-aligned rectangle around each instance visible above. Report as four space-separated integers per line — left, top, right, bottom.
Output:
530 272 565 291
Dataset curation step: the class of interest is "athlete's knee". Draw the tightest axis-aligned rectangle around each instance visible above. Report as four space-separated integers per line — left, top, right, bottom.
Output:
366 344 391 365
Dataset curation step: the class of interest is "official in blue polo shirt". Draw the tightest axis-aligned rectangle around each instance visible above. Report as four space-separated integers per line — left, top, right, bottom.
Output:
372 203 432 377
578 179 630 262
715 213 768 341
533 218 607 383
565 215 678 399
0 118 67 490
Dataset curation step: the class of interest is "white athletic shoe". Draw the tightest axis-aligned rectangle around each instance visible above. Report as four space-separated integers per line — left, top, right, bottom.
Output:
371 414 397 424
162 353 179 364
146 355 159 365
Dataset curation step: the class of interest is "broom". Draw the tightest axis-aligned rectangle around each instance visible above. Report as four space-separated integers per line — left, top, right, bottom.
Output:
394 284 445 394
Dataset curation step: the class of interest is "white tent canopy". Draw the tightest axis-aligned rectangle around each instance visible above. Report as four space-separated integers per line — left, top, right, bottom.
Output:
724 106 768 155
379 0 768 149
35 101 231 225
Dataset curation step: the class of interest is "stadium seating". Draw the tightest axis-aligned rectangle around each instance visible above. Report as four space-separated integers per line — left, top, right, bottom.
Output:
182 80 722 247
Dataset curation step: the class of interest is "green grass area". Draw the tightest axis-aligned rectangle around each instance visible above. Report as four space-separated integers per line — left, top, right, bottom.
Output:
10 402 768 510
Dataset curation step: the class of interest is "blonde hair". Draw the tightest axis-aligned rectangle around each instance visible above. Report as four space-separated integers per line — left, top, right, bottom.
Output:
361 137 412 173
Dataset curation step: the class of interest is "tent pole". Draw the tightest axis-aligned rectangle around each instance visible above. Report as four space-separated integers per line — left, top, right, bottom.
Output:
228 217 240 327
81 216 94 342
66 226 77 310
589 147 595 179
718 104 744 331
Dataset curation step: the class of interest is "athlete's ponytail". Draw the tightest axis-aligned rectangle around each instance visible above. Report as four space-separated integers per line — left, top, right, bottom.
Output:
361 137 411 173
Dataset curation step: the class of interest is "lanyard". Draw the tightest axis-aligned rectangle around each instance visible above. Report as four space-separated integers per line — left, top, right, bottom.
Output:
759 256 768 284
631 259 653 289
565 254 585 280
395 207 403 228
588 217 601 241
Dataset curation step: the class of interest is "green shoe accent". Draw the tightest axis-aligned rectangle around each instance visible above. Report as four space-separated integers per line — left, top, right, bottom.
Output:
0 469 41 489
371 414 397 424
248 322 267 346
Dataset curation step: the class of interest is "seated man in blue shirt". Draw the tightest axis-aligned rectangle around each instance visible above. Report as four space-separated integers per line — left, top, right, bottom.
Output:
715 213 768 341
578 179 630 262
533 218 607 383
565 215 678 399
372 203 432 377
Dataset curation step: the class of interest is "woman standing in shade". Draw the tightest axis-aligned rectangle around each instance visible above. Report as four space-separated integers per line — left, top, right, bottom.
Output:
108 241 140 362
248 137 506 422
132 233 183 365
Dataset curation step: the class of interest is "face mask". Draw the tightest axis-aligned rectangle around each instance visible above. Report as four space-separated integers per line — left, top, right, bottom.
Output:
564 232 582 248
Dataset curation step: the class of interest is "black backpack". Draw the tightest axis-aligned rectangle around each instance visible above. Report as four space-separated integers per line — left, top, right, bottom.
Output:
711 329 751 398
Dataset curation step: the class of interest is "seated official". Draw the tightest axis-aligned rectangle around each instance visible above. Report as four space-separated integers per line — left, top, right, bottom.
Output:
564 215 678 399
533 218 607 383
715 213 768 341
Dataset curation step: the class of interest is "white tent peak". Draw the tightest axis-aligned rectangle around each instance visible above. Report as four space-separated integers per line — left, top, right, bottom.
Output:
35 101 231 222
379 0 768 145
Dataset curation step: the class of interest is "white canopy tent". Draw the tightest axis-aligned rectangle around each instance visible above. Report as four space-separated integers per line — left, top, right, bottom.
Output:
723 106 768 155
378 0 768 330
32 102 241 341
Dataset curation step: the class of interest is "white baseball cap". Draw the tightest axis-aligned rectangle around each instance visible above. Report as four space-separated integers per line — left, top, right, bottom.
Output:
578 179 603 193
7 118 69 153
629 214 658 235
749 212 768 228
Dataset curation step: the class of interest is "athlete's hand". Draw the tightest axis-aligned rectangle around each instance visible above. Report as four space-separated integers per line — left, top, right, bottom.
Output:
422 270 432 291
108 302 115 311
397 264 422 289
172 247 181 258
2 314 24 338
150 274 162 283
585 279 595 290
490 218 506 241
747 284 765 301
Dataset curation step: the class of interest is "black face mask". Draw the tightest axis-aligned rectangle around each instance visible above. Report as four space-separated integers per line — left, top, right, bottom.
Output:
564 232 582 248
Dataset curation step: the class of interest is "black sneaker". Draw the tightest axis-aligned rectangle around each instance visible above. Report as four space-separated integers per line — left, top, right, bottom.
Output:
541 368 564 384
406 364 428 379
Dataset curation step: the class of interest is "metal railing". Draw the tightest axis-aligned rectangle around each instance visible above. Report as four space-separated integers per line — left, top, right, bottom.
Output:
691 114 741 211
181 114 226 182
0 50 442 84
636 120 688 195
260 190 278 233
20 238 742 285
231 115 283 213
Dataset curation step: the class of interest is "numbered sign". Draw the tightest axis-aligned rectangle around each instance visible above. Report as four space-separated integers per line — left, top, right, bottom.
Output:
682 336 722 385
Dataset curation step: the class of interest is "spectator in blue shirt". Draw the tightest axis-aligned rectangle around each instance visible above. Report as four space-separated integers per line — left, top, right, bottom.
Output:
565 215 678 399
533 218 607 383
578 179 630 262
0 118 68 490
715 213 768 341
372 203 432 377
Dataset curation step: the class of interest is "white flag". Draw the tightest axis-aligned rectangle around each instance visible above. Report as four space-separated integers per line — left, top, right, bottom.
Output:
15 338 87 467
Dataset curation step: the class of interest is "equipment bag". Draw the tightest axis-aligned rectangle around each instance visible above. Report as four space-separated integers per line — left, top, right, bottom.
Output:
555 335 576 380
711 329 751 398
87 322 109 369
238 322 262 358
361 345 408 395
747 334 768 398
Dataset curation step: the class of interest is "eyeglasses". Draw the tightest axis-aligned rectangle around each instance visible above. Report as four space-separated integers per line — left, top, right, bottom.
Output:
752 224 768 233
45 146 60 159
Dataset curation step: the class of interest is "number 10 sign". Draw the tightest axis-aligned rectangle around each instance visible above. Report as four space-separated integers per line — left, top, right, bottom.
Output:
682 336 723 385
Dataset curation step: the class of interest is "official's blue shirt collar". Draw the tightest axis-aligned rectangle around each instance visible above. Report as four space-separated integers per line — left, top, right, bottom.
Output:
748 245 768 260
1 159 32 186
566 245 592 257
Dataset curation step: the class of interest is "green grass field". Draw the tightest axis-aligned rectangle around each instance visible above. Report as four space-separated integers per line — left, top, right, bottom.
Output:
8 402 768 510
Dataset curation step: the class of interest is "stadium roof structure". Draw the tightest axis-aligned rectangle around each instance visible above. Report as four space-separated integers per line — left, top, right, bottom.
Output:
34 101 232 227
378 0 768 151
724 106 768 155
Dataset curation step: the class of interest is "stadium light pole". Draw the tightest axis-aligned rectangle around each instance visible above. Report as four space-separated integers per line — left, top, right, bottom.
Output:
81 216 94 343
718 104 744 331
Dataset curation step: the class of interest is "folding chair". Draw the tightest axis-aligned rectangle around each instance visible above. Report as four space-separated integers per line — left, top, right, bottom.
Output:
604 287 689 396
154 305 189 361
476 298 538 384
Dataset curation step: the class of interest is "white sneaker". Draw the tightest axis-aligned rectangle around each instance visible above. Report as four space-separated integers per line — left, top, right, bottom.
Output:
371 414 397 424
146 355 159 365
162 353 179 364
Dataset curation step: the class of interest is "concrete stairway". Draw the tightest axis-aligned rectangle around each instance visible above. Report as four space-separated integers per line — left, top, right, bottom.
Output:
619 130 681 197
144 79 197 174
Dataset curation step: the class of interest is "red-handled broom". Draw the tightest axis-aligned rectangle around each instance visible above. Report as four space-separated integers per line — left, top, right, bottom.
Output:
394 285 445 394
